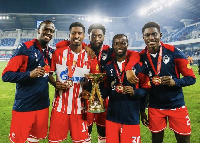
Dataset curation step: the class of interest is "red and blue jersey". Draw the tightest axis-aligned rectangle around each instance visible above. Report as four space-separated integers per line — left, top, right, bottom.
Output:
2 39 53 112
101 57 150 125
140 42 196 109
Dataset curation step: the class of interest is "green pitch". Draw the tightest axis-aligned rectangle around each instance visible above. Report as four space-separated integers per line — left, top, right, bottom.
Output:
0 61 199 143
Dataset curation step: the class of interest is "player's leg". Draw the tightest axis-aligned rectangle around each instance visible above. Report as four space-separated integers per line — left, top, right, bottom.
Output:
28 108 49 143
174 133 190 143
97 125 106 143
120 124 141 143
106 120 120 143
168 106 191 143
95 112 106 143
152 131 164 143
48 110 70 143
85 112 94 143
9 110 35 143
148 107 167 143
70 114 88 143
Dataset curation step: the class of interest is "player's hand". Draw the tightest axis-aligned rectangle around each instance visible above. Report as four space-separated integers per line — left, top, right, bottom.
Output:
161 76 175 86
123 86 134 96
80 90 90 100
141 112 149 127
126 70 139 84
84 45 96 59
30 67 45 78
55 81 68 90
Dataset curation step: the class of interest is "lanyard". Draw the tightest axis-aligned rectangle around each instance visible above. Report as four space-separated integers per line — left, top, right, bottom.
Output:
146 46 162 76
67 48 83 78
113 58 127 84
35 39 49 65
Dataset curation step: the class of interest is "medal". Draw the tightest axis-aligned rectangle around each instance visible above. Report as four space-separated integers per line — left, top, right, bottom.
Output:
113 59 127 93
44 64 50 73
115 84 124 93
146 45 163 85
65 79 73 88
152 76 161 85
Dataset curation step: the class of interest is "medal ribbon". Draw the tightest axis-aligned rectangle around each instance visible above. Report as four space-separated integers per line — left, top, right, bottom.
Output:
67 47 83 78
146 46 162 76
113 58 127 84
35 39 49 65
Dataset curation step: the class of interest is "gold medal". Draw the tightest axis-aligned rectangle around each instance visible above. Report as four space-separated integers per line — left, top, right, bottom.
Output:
65 79 73 88
152 76 161 85
115 84 124 93
44 65 50 73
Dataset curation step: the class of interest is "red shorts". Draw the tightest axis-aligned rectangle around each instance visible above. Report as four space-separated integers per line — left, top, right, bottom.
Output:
106 120 141 143
148 106 191 135
48 110 88 142
87 111 106 126
9 108 49 143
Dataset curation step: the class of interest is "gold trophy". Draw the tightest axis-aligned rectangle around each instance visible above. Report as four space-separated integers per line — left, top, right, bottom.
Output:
85 73 106 113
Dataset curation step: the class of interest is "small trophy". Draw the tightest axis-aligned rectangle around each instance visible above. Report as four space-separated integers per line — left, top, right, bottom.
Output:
84 73 106 113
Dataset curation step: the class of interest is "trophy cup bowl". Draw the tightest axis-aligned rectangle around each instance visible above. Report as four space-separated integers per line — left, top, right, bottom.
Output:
84 73 106 113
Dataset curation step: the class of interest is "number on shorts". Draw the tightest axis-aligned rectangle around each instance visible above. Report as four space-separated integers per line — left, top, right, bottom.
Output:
82 122 87 132
132 136 140 143
186 115 191 126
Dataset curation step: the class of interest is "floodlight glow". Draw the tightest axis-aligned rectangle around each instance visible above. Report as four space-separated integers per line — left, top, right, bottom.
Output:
0 16 2 19
3 16 5 19
139 8 147 15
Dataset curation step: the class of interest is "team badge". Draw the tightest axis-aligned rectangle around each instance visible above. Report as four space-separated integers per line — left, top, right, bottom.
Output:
163 55 170 64
96 65 99 71
63 56 67 61
187 63 191 69
102 53 107 61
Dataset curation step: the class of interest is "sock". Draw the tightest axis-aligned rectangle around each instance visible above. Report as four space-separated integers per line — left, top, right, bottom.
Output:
85 134 91 143
98 136 106 143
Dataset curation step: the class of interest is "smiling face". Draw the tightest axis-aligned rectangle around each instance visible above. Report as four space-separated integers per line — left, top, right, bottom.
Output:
69 26 85 47
112 35 128 57
37 22 55 45
89 29 104 51
143 27 162 54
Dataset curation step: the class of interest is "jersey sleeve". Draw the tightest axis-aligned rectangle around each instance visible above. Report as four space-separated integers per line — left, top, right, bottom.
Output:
2 44 30 83
125 50 140 71
132 63 151 99
173 48 196 87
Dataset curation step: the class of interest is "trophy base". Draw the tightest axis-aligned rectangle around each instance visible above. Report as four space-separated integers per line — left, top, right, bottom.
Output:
88 105 105 113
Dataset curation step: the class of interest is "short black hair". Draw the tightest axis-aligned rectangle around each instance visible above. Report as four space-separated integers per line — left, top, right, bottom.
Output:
69 22 85 33
142 22 161 33
112 34 128 43
38 20 54 29
88 23 106 35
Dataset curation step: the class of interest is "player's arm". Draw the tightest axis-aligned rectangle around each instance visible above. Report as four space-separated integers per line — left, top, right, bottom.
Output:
125 50 140 84
2 45 44 83
162 48 196 87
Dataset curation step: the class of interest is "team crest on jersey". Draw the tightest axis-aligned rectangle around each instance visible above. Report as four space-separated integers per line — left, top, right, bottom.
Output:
102 53 107 61
96 65 99 71
63 56 67 61
187 63 191 69
163 55 170 64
